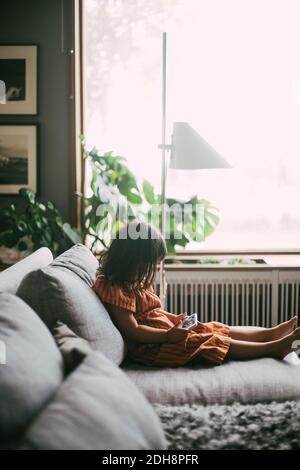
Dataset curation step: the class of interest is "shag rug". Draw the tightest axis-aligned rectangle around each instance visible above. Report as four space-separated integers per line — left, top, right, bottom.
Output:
153 401 300 450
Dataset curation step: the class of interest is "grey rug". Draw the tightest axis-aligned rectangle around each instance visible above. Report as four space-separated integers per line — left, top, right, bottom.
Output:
153 401 300 450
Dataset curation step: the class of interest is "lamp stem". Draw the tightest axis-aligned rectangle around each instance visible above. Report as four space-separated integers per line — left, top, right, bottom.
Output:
160 32 167 307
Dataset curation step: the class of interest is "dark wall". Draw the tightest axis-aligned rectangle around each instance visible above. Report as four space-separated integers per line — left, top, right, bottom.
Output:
0 0 76 223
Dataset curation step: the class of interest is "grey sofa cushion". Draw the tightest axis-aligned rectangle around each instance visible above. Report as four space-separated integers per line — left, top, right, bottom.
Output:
17 244 126 365
49 243 98 286
53 321 93 374
0 247 53 295
20 351 167 450
123 352 300 405
0 293 63 444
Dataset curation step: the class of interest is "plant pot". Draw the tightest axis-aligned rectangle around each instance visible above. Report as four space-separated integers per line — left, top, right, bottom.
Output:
0 239 33 266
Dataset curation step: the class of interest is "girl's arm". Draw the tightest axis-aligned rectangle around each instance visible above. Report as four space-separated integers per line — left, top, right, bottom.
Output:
107 304 168 343
158 309 187 326
107 305 187 344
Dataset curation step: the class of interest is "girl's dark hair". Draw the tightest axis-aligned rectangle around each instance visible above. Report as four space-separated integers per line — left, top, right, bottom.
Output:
98 221 166 289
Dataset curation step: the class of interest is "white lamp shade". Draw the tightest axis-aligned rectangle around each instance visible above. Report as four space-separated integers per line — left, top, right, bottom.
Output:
170 122 231 170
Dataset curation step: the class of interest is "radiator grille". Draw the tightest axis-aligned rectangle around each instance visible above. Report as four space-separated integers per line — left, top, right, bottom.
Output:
278 282 300 324
155 270 300 327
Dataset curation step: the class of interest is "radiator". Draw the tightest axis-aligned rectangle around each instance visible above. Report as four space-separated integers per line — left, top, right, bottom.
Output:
156 270 300 327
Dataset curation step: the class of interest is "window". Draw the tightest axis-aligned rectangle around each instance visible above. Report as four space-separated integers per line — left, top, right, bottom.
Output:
83 0 300 250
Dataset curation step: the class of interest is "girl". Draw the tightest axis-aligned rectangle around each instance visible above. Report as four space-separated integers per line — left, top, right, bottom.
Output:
93 221 299 367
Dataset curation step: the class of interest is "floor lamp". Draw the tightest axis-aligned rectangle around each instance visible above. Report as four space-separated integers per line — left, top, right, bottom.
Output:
159 32 231 307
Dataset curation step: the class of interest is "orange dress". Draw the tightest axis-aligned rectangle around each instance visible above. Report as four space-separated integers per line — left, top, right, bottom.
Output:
93 273 231 367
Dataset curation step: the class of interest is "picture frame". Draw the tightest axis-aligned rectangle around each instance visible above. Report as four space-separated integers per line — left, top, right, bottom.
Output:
0 45 38 115
0 124 37 194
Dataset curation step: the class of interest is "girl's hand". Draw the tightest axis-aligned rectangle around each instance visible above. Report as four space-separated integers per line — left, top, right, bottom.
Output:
177 312 188 322
173 312 188 326
166 325 189 343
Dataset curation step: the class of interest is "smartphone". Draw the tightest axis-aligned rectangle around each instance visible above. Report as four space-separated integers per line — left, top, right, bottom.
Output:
181 313 198 329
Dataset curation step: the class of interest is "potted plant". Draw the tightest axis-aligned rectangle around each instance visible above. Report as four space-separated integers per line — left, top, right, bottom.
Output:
78 137 220 256
0 188 82 265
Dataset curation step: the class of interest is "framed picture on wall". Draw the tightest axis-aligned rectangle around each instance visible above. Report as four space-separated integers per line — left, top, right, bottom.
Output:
0 45 38 115
0 124 37 194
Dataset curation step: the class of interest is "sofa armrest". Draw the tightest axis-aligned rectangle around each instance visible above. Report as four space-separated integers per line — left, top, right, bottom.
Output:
19 351 166 450
0 248 53 294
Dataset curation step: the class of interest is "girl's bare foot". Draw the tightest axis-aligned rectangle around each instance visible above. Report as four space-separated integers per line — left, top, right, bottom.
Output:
271 326 300 359
269 316 298 340
225 327 300 361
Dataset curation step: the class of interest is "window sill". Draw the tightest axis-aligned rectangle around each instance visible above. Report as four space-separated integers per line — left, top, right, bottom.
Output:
175 248 300 256
165 252 300 271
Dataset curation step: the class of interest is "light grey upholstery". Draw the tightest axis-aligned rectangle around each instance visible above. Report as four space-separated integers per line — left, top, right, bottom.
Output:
50 243 98 286
0 246 166 450
20 351 167 450
17 244 126 365
2 245 300 449
123 352 300 405
0 293 64 444
0 247 53 294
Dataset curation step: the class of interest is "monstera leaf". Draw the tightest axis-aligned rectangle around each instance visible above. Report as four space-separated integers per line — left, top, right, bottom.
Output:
80 139 220 255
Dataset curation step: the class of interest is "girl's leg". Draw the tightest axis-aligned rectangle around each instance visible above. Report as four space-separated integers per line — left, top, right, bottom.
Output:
226 327 300 360
229 316 298 342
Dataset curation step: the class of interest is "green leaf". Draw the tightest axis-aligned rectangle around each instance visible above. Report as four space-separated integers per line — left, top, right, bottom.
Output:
173 233 189 247
47 201 55 211
0 208 12 219
16 221 27 234
111 219 123 236
185 195 198 206
200 200 214 209
55 216 63 228
166 240 176 255
143 179 156 204
0 231 19 248
126 192 142 205
19 188 35 204
18 240 28 251
62 223 83 244
114 155 127 162
206 211 219 225
38 203 46 212
34 219 43 230
80 136 220 255
204 221 215 238
90 146 100 158
166 198 185 209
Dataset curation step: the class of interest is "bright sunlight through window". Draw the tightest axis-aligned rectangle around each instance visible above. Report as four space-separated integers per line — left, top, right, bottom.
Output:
83 0 300 250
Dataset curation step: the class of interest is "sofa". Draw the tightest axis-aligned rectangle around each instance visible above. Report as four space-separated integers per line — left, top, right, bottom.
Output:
1 243 300 450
